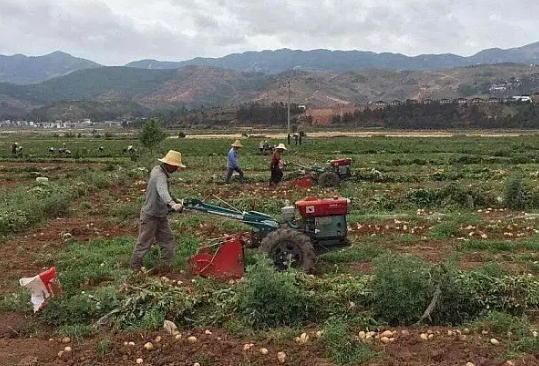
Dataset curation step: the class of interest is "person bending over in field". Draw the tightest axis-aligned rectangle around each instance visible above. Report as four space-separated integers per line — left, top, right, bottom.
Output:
225 139 245 184
130 150 185 271
269 143 287 187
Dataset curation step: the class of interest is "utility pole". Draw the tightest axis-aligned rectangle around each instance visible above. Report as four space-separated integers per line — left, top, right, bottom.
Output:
287 80 291 134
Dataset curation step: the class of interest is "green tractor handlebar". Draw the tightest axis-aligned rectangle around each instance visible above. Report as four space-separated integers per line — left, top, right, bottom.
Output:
182 198 281 233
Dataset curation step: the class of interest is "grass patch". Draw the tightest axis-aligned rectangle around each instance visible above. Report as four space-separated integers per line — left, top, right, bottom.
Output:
463 239 539 253
237 257 315 329
56 324 98 343
429 221 462 239
322 321 381 365
96 337 113 356
470 311 539 358
0 291 31 313
319 245 388 264
107 202 141 221
50 238 133 292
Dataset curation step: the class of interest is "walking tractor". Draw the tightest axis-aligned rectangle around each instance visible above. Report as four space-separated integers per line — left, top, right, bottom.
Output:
292 158 353 188
183 195 350 278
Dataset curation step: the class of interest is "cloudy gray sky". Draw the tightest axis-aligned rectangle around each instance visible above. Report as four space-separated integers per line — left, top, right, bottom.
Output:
0 0 538 65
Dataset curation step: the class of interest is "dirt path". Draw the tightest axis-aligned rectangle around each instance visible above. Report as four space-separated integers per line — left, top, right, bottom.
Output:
171 130 539 139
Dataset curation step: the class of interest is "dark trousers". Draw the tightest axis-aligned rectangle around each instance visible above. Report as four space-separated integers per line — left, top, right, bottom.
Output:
270 167 283 184
225 167 245 183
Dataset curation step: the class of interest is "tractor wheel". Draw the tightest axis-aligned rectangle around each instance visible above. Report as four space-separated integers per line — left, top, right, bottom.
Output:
318 172 340 188
259 228 315 272
249 231 267 248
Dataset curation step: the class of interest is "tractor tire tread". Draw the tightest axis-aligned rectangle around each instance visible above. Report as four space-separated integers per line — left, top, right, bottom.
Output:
318 171 340 188
259 228 316 272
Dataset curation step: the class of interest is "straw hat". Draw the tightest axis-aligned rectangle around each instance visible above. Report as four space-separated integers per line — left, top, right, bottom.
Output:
275 143 287 150
231 139 243 148
158 150 186 168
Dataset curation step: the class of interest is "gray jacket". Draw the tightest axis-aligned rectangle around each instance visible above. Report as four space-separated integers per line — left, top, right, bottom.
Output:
142 165 176 217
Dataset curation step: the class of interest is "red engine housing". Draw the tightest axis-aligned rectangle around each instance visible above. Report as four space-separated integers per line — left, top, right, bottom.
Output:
295 197 349 217
330 158 352 167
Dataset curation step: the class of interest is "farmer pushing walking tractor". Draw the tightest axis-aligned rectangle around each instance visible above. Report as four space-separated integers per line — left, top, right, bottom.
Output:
130 150 186 271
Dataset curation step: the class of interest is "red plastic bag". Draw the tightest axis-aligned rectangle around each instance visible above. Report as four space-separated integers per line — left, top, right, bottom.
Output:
19 267 62 312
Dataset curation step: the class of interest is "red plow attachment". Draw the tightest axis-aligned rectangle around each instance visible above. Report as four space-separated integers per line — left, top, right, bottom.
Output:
291 176 312 188
190 236 244 280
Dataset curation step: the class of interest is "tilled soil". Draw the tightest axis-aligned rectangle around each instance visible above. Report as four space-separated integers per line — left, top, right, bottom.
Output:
3 179 539 365
0 217 137 295
1 316 537 366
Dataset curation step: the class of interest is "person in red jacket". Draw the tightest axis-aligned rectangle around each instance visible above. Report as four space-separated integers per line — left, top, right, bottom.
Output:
269 143 287 187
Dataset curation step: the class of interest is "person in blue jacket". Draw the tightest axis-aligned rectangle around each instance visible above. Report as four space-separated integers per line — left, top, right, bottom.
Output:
225 140 245 184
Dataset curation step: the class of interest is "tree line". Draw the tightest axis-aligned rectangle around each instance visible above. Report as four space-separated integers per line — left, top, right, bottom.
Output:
331 102 539 129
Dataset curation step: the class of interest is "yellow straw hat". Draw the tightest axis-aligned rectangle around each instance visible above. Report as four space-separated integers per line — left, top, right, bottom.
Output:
275 143 287 150
158 150 186 168
231 139 243 148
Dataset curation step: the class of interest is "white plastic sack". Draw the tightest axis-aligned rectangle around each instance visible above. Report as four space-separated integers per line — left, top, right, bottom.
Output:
19 267 61 312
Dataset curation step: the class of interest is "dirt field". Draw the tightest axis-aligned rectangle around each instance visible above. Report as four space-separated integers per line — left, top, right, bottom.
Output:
3 134 539 365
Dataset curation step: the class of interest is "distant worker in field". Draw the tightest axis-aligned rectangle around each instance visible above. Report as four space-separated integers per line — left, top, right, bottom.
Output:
287 133 291 145
130 150 186 271
270 143 287 187
225 140 245 184
259 140 265 153
299 132 303 145
11 142 18 156
293 133 299 146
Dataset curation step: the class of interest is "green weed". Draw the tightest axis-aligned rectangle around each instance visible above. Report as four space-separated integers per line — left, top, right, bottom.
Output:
56 325 98 343
322 321 381 365
320 245 387 264
0 291 30 313
430 221 462 239
236 256 315 329
96 337 113 356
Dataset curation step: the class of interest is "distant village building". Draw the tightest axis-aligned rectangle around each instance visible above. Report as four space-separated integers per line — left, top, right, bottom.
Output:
488 97 501 103
511 96 533 102
373 100 388 108
440 98 451 104
489 85 507 93
470 97 484 104
454 98 468 105
303 105 358 125
422 98 433 104
389 100 401 106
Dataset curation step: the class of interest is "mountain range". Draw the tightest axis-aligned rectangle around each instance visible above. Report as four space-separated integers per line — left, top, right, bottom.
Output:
1 63 539 121
0 51 100 85
1 41 539 85
1 42 539 121
126 42 539 74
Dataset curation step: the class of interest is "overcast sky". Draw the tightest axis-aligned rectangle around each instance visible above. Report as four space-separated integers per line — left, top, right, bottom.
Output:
1 0 538 65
